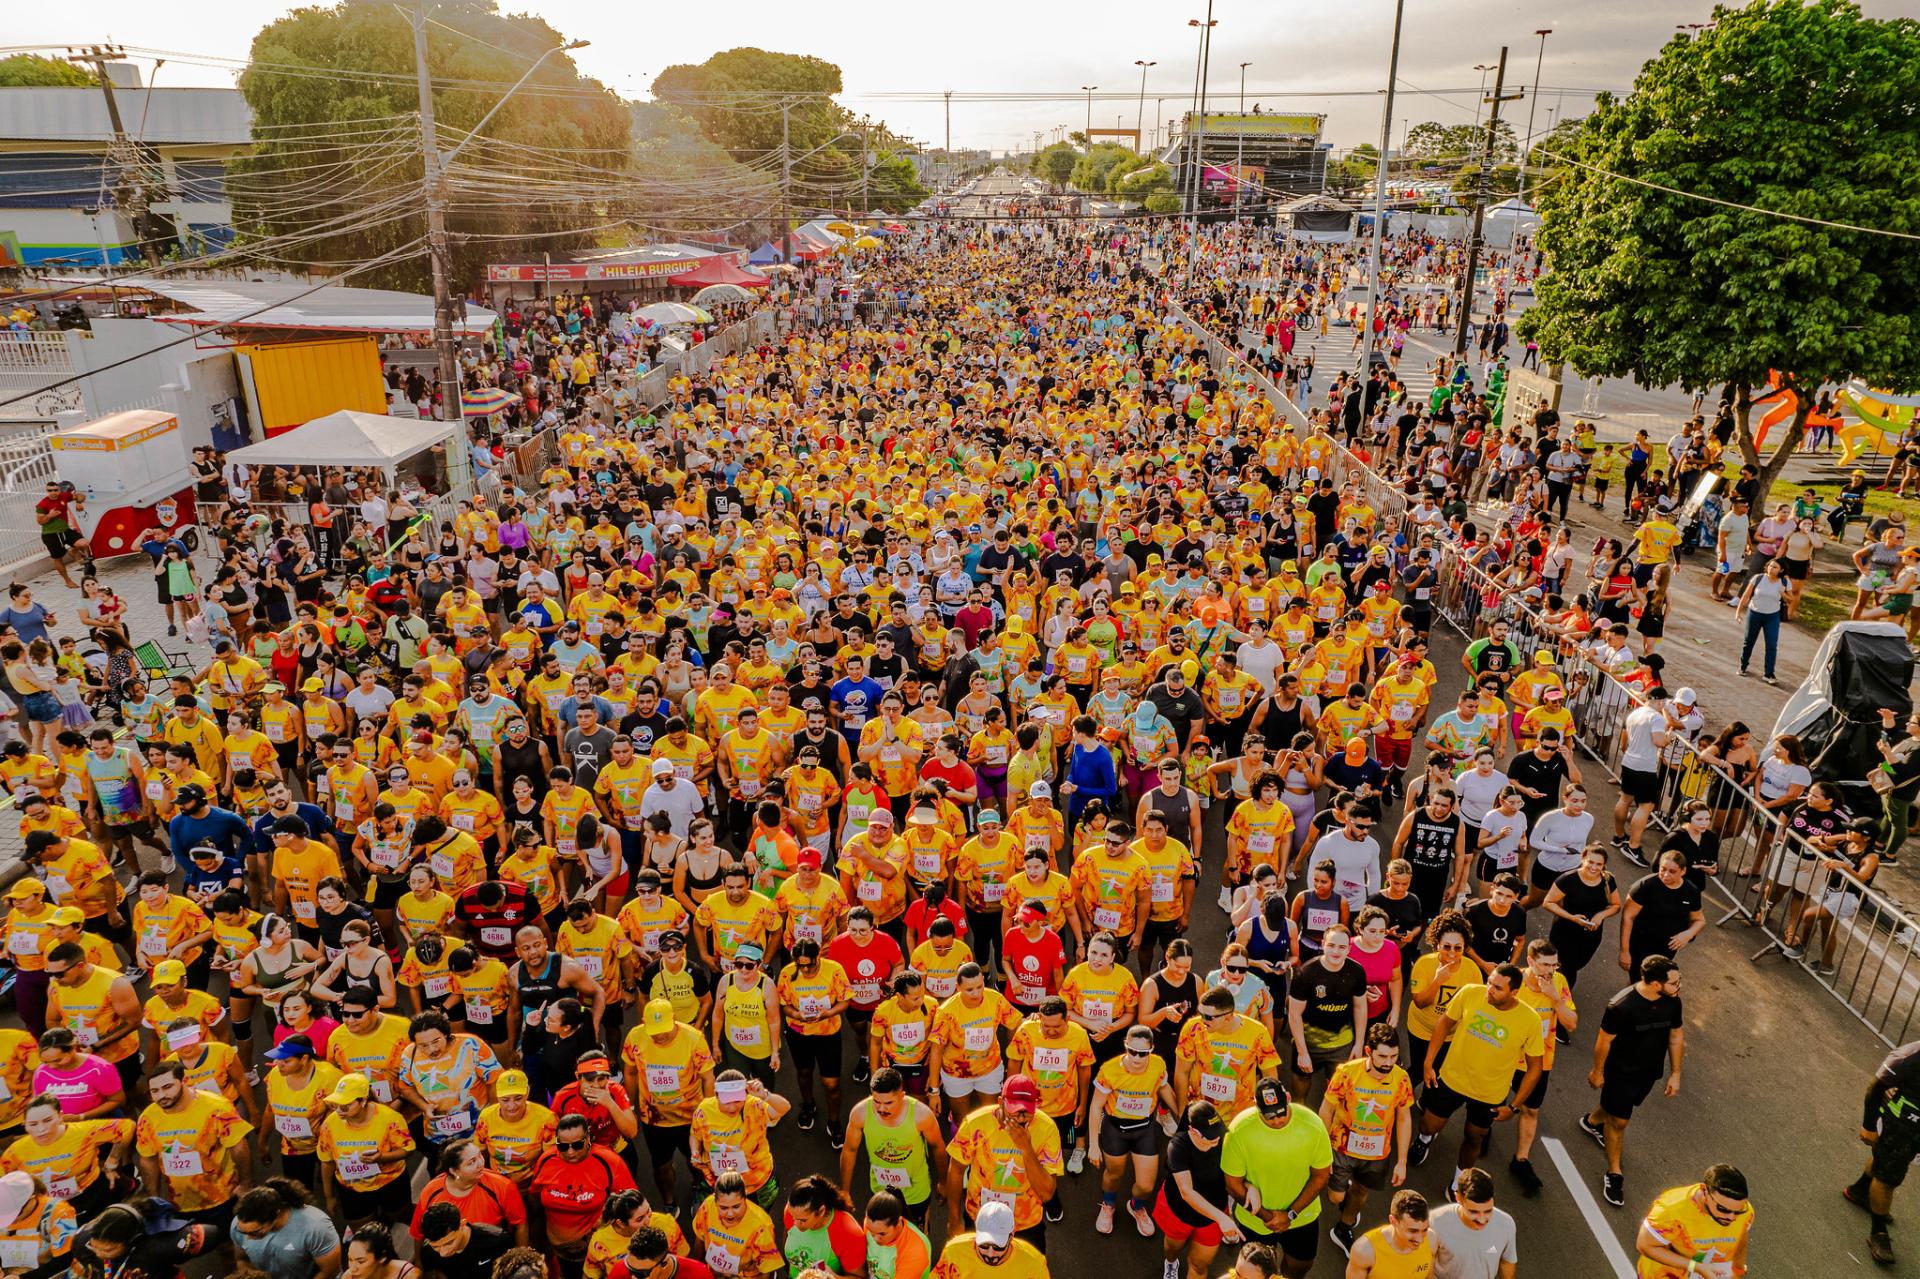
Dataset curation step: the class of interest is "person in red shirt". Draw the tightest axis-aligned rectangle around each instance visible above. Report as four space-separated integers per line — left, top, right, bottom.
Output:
409 1138 530 1245
551 1051 641 1151
611 1224 714 1279
531 1113 637 1261
918 738 979 811
1001 901 1068 1012
903 882 968 954
823 907 906 1085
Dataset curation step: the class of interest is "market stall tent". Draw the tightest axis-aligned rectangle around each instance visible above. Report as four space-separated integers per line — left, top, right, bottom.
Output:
224 409 455 471
669 255 769 289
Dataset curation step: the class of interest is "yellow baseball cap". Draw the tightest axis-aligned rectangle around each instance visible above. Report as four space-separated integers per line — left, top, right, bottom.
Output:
495 1069 530 1099
48 906 84 927
6 878 45 899
151 959 188 986
643 999 677 1034
325 1073 372 1105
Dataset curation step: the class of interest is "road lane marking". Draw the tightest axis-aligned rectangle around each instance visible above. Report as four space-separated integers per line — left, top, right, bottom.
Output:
1541 1136 1636 1279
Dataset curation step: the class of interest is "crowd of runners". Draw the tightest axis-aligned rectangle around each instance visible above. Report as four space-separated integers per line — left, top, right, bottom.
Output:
0 211 1851 1279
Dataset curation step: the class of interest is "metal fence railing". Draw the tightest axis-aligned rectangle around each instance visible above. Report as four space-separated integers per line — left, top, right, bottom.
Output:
1173 296 1920 1047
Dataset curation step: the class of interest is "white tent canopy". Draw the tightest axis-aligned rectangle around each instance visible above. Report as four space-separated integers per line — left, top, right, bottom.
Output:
225 410 454 470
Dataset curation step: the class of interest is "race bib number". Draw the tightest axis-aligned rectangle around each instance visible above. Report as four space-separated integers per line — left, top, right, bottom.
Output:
336 1155 378 1183
161 1149 205 1178
430 853 456 879
431 1110 473 1137
710 1145 746 1176
480 926 511 948
985 746 1008 765
963 1024 995 1053
1199 1073 1236 1103
451 813 476 832
979 1188 1019 1213
1113 1092 1154 1118
857 879 885 903
875 1165 912 1189
276 1114 313 1139
799 995 831 1019
728 1022 763 1049
139 931 169 957
647 1064 682 1093
913 851 941 877
1093 906 1122 931
1346 1130 1387 1158
7 930 38 956
1031 1046 1070 1073
1248 834 1275 855
706 1244 741 1276
465 1000 495 1025
1151 877 1175 903
851 982 882 1005
423 975 452 999
370 842 404 870
890 1020 925 1049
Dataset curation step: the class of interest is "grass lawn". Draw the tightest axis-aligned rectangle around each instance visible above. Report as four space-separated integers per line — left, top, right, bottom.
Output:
1792 578 1856 633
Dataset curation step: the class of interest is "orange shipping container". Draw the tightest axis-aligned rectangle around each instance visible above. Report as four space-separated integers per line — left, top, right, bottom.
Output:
235 337 387 437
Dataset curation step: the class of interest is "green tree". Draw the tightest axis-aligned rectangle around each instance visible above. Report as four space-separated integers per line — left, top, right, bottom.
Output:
1117 161 1174 201
651 49 845 159
1522 0 1920 489
233 0 629 290
1070 142 1136 194
1327 143 1379 192
0 54 94 87
627 101 778 235
863 151 928 214
1035 142 1080 190
1144 191 1183 215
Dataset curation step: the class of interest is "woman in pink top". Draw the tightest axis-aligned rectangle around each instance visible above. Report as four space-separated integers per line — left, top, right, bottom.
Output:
272 990 340 1059
29 1030 126 1119
1348 905 1405 1027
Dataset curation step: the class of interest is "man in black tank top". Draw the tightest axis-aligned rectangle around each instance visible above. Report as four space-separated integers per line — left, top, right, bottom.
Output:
510 927 606 1053
1394 790 1466 921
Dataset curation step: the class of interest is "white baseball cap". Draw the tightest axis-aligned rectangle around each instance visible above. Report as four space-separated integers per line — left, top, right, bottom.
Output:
1675 687 1698 706
975 1200 1015 1247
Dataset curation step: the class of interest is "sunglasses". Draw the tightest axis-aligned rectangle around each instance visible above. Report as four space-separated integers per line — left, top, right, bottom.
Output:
1225 965 1249 974
556 1139 589 1152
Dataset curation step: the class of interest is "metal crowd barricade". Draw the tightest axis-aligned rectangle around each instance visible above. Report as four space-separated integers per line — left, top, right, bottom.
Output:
1175 291 1920 1046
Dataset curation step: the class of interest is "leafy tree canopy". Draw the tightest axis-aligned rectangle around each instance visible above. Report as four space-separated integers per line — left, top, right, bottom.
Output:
0 54 94 87
234 0 628 290
1521 0 1920 481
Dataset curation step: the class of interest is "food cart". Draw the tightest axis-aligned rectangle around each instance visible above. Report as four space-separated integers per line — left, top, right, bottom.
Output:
48 409 198 559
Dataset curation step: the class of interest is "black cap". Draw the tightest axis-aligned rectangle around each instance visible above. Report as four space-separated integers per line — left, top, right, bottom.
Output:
174 783 206 807
1254 1078 1290 1118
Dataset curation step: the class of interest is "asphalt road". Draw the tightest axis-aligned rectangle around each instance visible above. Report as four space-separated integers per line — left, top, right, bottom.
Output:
749 623 1901 1275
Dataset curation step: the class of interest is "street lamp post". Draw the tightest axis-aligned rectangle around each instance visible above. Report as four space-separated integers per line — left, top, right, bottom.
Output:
1081 86 1098 143
1516 28 1551 207
1134 60 1156 154
1186 5 1217 264
1356 0 1406 379
1470 62 1495 144
1235 61 1250 217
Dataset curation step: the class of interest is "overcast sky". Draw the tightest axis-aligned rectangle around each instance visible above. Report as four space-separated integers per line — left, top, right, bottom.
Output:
12 0 1915 151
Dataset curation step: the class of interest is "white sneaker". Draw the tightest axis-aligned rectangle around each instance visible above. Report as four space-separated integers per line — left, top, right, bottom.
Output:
1067 1147 1086 1175
1217 886 1233 912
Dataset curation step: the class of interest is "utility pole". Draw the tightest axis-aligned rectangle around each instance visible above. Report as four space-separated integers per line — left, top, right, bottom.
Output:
859 121 869 218
943 89 952 183
1080 86 1098 142
1455 45 1520 355
1355 0 1406 378
408 3 468 484
780 100 793 263
1516 28 1552 207
67 45 163 265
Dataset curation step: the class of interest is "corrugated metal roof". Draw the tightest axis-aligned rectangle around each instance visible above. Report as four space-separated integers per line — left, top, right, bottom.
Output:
0 87 252 146
104 278 496 335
